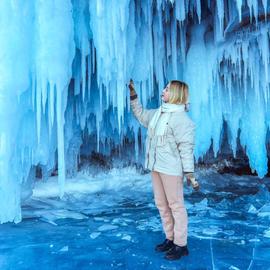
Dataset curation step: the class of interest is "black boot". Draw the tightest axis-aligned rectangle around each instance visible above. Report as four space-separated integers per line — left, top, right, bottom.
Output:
164 244 189 260
155 239 174 252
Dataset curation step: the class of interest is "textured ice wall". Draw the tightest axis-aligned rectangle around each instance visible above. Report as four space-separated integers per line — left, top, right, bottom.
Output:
0 0 269 223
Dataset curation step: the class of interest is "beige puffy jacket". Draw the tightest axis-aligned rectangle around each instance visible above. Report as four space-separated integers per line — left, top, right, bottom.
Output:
130 97 195 176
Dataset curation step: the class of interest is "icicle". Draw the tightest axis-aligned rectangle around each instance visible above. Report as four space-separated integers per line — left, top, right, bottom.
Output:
48 81 55 137
96 112 100 152
235 0 243 21
81 55 86 101
148 2 154 98
216 0 224 37
91 42 96 75
179 23 187 64
34 0 75 198
41 78 47 114
96 0 103 17
87 54 91 100
166 24 171 63
153 11 165 95
56 85 65 198
74 63 81 96
195 0 201 23
171 17 178 79
247 0 259 24
73 0 90 101
31 75 36 110
175 0 186 23
258 29 269 90
228 74 232 107
242 42 248 102
36 80 42 144
262 0 268 19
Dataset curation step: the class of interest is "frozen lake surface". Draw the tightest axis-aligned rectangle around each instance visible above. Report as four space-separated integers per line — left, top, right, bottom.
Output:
1 167 270 270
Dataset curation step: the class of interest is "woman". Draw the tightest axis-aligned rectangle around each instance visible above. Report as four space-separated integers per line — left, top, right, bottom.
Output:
128 79 199 261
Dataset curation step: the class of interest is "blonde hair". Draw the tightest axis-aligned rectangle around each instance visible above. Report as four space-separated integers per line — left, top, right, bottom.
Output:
168 80 189 105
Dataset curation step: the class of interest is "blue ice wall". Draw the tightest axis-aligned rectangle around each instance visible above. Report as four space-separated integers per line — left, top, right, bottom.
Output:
0 0 269 223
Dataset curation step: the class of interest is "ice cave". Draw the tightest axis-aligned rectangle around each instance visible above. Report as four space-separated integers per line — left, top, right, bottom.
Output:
0 0 270 269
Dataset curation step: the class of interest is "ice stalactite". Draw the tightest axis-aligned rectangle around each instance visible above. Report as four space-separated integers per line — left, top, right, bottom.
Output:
34 0 75 197
235 0 243 21
0 0 75 223
216 0 225 37
72 0 91 102
0 0 270 223
216 19 270 177
88 0 131 131
185 22 224 159
0 0 34 223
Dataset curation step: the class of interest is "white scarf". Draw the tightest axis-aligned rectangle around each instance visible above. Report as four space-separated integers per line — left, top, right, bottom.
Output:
148 102 185 143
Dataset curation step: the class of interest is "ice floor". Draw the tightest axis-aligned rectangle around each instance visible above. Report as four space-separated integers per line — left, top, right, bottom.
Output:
0 167 270 270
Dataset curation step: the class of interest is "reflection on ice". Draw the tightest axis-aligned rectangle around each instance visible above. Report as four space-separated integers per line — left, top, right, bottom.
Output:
264 229 270 238
90 232 101 239
0 167 269 269
98 224 119 232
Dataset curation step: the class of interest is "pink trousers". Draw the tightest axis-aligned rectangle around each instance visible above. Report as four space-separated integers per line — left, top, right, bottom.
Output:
151 171 188 246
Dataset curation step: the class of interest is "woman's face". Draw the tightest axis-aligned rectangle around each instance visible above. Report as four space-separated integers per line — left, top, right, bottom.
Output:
161 83 170 103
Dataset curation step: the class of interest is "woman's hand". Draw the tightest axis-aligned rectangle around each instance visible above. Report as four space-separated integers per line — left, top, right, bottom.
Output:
128 79 135 92
185 173 200 191
128 79 137 100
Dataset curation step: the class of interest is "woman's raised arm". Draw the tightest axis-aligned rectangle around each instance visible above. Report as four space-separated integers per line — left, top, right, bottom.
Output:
128 79 156 128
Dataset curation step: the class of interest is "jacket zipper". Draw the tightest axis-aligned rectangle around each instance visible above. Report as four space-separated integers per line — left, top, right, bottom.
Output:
151 116 170 170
